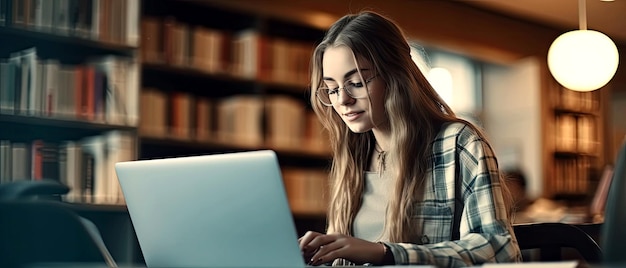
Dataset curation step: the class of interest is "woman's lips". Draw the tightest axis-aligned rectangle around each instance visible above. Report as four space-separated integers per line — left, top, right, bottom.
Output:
343 111 364 121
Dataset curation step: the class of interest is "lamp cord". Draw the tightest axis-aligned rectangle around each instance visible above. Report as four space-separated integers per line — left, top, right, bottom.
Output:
579 0 587 30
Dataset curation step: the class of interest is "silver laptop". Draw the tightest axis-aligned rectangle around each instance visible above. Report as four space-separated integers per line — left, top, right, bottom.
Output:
115 150 305 267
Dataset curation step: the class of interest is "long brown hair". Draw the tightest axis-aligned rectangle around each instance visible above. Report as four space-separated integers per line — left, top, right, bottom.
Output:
310 11 512 242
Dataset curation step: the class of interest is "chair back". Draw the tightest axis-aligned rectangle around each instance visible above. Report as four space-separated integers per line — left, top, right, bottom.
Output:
513 222 602 264
602 138 626 264
0 179 69 201
0 200 111 267
0 180 115 268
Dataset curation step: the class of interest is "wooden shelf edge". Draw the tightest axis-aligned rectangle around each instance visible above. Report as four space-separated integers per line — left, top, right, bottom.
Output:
139 135 331 159
67 202 129 213
0 113 137 131
0 26 137 55
142 62 309 92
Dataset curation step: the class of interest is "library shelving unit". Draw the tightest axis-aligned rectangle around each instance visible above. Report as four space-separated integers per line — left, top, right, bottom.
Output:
138 0 331 237
544 76 606 204
0 0 141 264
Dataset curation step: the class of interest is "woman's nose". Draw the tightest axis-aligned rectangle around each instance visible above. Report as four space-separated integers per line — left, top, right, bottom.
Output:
337 87 355 105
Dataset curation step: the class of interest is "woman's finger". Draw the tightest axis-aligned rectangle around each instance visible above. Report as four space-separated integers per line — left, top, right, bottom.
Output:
298 231 321 250
310 240 344 266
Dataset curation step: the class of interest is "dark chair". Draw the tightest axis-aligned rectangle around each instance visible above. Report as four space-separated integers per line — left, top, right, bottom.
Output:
0 180 116 268
601 138 626 265
513 222 602 264
0 179 69 201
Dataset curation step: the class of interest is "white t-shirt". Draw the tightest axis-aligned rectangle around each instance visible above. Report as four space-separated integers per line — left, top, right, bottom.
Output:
352 171 390 241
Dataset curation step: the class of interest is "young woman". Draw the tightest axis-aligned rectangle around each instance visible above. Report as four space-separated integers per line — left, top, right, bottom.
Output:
298 11 522 267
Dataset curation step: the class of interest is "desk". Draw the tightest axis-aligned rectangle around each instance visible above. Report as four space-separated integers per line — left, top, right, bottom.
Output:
24 261 626 268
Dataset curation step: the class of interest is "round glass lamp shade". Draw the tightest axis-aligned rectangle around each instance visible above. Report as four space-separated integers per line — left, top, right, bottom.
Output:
547 30 619 91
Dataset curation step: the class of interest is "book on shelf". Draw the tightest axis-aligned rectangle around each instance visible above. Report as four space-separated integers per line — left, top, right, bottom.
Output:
139 87 331 154
0 0 6 26
0 131 135 205
0 57 17 112
553 157 591 195
304 112 330 154
269 37 291 83
2 140 58 184
59 140 83 202
577 116 598 155
139 16 315 84
0 47 139 126
282 167 329 215
141 16 233 73
266 37 313 85
140 88 214 141
10 0 26 26
216 95 264 147
10 142 29 181
555 114 577 153
559 86 579 111
195 96 213 141
80 134 107 204
169 91 193 139
53 0 71 34
79 64 96 121
231 28 266 80
231 28 314 84
41 59 61 117
90 55 140 126
190 25 230 74
265 95 305 150
103 130 135 204
554 85 599 113
554 113 598 155
27 0 54 32
13 47 37 115
4 0 139 46
0 140 11 183
162 16 190 67
139 87 168 138
30 139 60 182
290 41 315 85
140 16 162 63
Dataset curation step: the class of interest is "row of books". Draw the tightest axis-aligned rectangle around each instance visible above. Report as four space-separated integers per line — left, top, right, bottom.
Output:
555 114 598 154
552 85 600 113
140 88 329 153
0 130 135 204
0 47 139 126
140 88 212 141
140 16 313 85
551 157 592 195
282 167 329 215
0 0 140 46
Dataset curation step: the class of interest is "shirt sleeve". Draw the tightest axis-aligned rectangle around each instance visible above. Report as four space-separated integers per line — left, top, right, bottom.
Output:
385 124 522 267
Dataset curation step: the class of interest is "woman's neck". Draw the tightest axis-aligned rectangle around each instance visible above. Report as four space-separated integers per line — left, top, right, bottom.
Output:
370 129 391 173
371 128 391 152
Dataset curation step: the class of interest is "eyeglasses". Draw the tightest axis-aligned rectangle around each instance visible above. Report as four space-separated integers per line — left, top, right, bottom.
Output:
316 75 377 106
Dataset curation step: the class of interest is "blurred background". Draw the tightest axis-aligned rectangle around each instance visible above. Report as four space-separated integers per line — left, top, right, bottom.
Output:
0 0 624 265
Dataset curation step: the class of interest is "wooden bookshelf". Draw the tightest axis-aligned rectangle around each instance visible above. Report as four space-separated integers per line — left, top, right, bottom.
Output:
544 76 606 203
2 0 331 264
0 0 141 264
138 0 331 234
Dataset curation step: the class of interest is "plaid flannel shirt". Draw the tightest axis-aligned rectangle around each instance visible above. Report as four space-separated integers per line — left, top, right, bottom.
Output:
380 122 522 267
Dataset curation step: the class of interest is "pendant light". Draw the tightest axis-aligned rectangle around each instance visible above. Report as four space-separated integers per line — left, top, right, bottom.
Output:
547 0 619 92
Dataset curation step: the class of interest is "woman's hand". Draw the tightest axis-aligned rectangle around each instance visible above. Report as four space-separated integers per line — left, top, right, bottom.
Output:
298 231 385 266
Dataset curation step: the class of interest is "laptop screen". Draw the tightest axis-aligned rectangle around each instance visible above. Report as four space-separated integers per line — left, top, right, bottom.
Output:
115 150 306 267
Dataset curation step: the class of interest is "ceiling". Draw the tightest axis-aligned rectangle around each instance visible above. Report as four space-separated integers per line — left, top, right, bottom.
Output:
209 0 626 47
460 0 626 45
